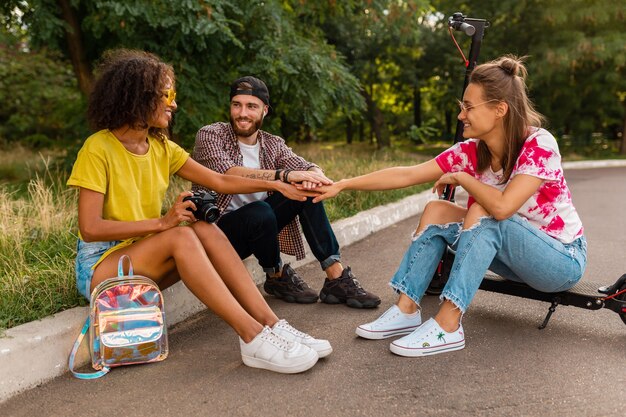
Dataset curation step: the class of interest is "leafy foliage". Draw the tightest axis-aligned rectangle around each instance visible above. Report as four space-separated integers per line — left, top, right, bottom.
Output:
5 0 365 147
2 0 624 150
0 31 88 147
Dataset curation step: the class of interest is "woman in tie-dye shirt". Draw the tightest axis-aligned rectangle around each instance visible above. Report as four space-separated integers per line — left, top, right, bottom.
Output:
311 55 586 357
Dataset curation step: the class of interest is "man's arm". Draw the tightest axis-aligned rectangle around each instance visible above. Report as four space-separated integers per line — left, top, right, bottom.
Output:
225 166 278 181
225 166 331 188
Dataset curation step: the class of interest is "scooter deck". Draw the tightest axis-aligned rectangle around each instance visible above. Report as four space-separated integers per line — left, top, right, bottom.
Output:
481 273 605 309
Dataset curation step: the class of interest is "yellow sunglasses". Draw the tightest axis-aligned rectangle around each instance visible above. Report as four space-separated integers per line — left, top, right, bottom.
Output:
162 88 176 105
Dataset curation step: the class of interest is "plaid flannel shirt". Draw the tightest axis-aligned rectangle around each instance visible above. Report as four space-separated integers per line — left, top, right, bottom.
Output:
192 122 318 260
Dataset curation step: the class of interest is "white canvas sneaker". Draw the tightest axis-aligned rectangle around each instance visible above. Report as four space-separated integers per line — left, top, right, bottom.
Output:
356 304 422 340
390 318 465 357
240 326 319 373
272 319 333 358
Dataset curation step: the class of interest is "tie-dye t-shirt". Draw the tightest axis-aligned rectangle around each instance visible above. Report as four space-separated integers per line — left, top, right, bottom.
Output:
435 128 583 243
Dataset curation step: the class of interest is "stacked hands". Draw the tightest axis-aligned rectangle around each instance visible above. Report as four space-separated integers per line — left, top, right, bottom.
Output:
168 169 463 225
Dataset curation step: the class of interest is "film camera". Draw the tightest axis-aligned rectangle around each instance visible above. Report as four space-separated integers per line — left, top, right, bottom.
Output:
183 190 220 223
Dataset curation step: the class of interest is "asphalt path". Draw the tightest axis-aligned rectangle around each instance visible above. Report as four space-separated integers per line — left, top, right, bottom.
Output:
2 167 625 417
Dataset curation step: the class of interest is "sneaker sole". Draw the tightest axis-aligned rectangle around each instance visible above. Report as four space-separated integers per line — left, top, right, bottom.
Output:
319 292 381 309
314 345 333 358
355 325 421 340
241 351 319 374
389 340 465 357
264 289 319 304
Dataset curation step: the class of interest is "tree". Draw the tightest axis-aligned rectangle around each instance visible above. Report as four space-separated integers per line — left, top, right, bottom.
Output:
4 0 365 145
292 1 430 148
0 23 87 146
432 0 626 150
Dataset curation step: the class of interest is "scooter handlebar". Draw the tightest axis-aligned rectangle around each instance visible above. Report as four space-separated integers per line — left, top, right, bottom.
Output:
448 12 476 36
457 22 476 36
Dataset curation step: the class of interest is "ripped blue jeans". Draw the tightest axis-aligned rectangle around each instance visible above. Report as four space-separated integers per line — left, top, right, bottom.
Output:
389 214 587 313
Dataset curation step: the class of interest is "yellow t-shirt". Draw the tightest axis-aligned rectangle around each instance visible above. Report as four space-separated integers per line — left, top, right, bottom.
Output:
67 129 189 266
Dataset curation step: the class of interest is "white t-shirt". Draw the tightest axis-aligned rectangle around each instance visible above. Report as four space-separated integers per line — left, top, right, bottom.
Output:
224 140 268 214
435 128 584 243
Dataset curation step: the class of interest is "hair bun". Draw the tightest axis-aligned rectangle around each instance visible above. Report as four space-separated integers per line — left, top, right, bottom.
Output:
497 55 528 79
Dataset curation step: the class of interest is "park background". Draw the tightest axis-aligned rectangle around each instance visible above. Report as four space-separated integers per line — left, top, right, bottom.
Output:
1 1 624 331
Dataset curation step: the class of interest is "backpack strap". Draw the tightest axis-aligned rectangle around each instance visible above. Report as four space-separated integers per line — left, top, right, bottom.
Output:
118 254 134 277
68 317 110 379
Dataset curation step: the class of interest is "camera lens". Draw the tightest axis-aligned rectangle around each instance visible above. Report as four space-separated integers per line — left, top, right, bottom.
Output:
200 206 220 223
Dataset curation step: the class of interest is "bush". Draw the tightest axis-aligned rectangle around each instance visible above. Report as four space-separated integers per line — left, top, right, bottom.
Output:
0 43 88 148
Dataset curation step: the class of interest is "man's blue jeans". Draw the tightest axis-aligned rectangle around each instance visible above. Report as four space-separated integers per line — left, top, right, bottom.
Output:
217 193 341 274
390 214 587 313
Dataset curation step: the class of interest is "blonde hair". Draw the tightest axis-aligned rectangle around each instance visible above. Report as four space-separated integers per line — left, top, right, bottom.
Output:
470 55 545 183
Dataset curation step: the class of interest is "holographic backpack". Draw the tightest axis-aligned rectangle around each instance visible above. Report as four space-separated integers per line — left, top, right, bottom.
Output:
69 255 168 379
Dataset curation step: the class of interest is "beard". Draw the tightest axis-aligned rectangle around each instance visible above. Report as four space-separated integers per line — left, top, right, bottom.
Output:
230 114 264 138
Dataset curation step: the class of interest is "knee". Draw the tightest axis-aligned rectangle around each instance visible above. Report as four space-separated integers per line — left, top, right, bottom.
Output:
417 200 461 232
463 203 490 230
248 202 277 230
168 226 203 251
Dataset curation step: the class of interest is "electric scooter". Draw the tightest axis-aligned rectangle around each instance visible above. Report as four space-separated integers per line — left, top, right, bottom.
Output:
426 13 626 329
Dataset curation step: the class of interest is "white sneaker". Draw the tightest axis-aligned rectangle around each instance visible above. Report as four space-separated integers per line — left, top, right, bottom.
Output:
390 318 465 357
240 326 319 373
272 319 333 358
356 305 422 340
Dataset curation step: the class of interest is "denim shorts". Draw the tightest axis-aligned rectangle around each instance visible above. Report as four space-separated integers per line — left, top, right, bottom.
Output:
75 239 122 300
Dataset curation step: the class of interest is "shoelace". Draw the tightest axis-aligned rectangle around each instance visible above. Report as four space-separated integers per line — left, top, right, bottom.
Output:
260 327 295 351
278 320 311 340
376 307 402 325
289 273 309 290
344 276 367 295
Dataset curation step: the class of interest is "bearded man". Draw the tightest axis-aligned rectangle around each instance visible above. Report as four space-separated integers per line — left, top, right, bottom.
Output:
192 76 380 308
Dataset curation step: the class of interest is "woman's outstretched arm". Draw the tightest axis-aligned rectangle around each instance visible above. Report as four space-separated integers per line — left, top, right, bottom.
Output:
311 159 444 202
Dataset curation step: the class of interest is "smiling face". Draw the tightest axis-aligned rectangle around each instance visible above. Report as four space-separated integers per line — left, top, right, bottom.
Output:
458 83 505 143
150 76 177 129
229 94 267 139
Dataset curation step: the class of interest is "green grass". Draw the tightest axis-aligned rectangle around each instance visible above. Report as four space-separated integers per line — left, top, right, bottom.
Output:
0 170 86 331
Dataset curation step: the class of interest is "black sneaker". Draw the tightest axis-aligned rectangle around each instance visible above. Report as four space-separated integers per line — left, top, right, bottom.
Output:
319 267 381 309
263 264 319 304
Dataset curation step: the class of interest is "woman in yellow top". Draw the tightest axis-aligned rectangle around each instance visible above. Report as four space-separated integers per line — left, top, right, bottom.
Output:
67 49 331 374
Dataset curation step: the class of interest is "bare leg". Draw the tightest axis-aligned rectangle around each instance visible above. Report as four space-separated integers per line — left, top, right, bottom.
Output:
324 262 344 280
189 221 280 327
91 226 263 342
396 200 467 315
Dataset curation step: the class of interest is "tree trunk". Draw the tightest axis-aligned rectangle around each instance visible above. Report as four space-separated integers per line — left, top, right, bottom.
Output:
363 90 390 149
346 118 353 144
444 109 453 141
413 81 421 127
58 0 93 95
621 102 626 154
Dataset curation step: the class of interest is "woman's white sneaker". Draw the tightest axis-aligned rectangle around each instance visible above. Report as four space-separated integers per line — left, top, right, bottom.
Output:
390 318 465 357
240 326 319 373
356 304 422 340
272 319 333 358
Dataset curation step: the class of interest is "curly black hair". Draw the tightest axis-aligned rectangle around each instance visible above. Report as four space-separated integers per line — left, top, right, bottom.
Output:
87 49 175 140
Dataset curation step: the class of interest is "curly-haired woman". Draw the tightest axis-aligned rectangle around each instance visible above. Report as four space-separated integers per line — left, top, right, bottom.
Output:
67 49 331 373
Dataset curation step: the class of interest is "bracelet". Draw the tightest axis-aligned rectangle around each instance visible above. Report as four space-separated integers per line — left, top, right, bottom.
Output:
282 169 293 183
274 169 283 181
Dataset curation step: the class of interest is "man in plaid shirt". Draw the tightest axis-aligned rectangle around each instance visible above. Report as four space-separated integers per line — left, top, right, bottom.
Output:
192 76 380 308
